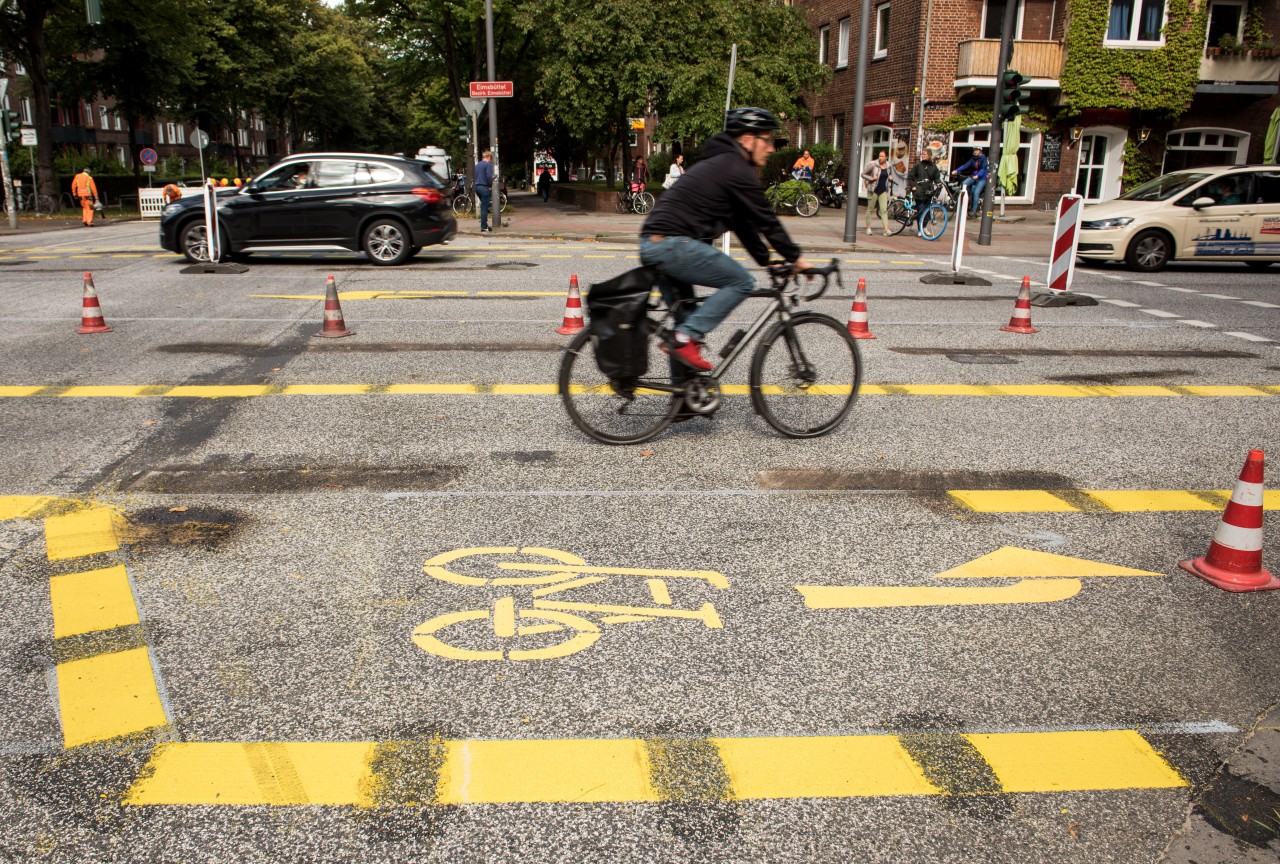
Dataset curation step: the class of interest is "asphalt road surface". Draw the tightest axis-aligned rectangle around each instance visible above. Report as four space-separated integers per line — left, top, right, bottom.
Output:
1 222 1278 863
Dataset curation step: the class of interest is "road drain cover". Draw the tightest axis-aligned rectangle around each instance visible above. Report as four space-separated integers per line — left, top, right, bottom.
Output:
487 261 538 270
946 353 1018 365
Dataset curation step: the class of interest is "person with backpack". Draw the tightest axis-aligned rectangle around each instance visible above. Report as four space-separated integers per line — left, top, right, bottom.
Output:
639 107 813 372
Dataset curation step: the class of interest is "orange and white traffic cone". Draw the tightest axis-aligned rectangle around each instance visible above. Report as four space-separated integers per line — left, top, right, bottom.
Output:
315 275 353 338
76 272 112 334
1180 449 1278 592
1000 276 1038 334
846 277 875 339
556 274 585 335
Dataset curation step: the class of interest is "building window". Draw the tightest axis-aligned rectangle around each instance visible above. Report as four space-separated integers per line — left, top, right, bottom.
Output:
837 18 850 68
20 97 32 125
982 0 1024 40
114 114 123 131
83 102 94 126
157 124 165 145
99 106 108 130
874 4 890 59
1205 1 1245 48
818 25 829 64
949 126 1038 202
832 115 844 154
174 124 184 145
813 118 823 144
239 128 248 147
116 146 127 166
1163 128 1249 172
796 122 805 148
1106 0 1166 45
14 63 26 75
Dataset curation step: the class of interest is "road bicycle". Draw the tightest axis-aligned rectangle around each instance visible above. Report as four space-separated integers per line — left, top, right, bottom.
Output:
614 183 654 215
886 194 948 240
452 189 509 217
765 174 819 217
8 187 54 215
558 259 861 445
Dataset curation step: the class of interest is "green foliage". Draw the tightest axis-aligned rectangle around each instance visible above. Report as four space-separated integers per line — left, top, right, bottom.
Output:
1120 138 1158 192
647 152 674 185
1059 0 1207 115
764 178 813 206
930 103 1051 133
53 150 129 175
1244 5 1274 50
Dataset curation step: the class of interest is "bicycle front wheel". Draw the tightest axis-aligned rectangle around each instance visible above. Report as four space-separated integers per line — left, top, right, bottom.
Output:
886 199 910 235
795 193 820 217
920 203 948 241
559 330 681 445
633 192 654 215
452 195 472 217
749 313 861 438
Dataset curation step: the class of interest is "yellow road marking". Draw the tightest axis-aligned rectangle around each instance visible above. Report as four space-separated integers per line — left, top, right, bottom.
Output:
50 565 139 638
797 578 1084 608
473 291 565 297
164 385 272 398
384 383 480 395
44 508 119 560
843 259 882 263
889 260 925 264
583 255 617 258
540 254 572 258
58 647 168 748
0 386 45 397
281 384 371 396
951 490 1280 512
934 547 1163 579
60 385 152 398
125 729 1185 806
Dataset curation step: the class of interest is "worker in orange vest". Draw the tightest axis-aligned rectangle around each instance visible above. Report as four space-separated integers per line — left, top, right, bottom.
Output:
162 182 183 205
71 167 99 227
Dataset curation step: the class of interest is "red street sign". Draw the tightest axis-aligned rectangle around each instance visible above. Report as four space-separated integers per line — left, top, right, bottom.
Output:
863 102 894 125
139 147 158 166
470 81 513 98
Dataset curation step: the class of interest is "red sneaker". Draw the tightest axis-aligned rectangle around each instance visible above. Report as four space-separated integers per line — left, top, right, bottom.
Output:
661 337 713 372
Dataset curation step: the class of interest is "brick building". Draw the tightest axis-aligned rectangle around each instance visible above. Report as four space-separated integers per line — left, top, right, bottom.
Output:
790 0 1280 208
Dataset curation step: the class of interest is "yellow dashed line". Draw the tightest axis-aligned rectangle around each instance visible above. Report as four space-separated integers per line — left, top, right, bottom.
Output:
889 260 925 265
58 648 168 748
125 729 1184 806
539 255 573 258
844 259 881 263
44 508 119 560
948 489 1279 512
50 565 140 638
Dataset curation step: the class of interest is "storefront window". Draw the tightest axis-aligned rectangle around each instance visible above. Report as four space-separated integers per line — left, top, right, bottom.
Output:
949 126 1038 201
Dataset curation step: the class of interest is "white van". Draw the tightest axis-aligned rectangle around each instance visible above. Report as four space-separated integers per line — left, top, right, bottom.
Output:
415 147 453 184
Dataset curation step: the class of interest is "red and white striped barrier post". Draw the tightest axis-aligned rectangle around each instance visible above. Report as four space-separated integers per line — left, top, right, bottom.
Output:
1046 194 1083 294
1180 449 1278 592
949 187 969 276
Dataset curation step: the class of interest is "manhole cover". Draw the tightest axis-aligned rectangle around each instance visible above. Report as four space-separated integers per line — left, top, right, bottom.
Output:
946 353 1018 365
487 261 538 270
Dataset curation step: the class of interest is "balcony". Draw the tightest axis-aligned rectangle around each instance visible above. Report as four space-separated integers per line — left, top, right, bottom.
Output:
1196 51 1280 96
955 40 1064 90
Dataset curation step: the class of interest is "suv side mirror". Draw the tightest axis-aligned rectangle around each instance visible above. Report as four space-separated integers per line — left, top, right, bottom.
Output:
1191 196 1216 210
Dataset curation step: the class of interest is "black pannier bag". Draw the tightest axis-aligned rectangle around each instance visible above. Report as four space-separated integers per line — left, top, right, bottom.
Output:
585 266 657 381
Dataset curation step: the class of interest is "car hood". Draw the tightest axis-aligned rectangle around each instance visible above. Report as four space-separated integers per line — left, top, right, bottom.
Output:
1080 198 1164 222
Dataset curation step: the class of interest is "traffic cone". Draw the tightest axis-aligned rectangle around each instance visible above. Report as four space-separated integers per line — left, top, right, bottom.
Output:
1180 449 1278 592
1000 276 1039 334
556 274 585 335
76 272 112 334
315 275 353 338
846 277 875 339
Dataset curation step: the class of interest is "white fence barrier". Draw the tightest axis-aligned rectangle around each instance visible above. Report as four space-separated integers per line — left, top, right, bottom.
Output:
138 186 205 220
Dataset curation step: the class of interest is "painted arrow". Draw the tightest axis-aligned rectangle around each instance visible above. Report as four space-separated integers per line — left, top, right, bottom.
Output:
796 547 1163 609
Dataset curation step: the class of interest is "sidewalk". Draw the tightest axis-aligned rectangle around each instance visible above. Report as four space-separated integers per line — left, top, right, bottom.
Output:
481 190 1058 258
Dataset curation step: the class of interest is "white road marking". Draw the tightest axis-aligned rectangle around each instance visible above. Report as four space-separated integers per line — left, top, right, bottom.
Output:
1141 309 1180 318
1225 332 1276 343
1102 299 1141 308
1240 300 1280 309
1162 287 1199 293
1132 280 1165 287
1200 293 1240 300
1178 320 1217 328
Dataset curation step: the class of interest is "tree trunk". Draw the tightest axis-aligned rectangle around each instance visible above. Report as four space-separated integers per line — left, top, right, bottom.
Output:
25 26 58 211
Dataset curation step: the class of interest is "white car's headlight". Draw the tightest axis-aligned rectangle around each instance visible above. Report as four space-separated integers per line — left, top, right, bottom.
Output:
1081 217 1134 230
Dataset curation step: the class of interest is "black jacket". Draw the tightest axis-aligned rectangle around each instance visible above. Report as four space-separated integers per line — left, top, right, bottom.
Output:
907 160 940 198
641 133 801 266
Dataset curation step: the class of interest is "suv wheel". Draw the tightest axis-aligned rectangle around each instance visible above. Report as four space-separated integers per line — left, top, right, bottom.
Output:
363 218 411 266
1126 230 1171 272
180 218 225 264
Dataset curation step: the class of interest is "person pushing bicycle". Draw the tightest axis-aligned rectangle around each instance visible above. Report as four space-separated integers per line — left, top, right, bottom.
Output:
639 107 814 372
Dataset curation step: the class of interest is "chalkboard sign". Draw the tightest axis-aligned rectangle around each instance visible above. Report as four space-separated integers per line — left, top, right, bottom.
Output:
1041 134 1062 173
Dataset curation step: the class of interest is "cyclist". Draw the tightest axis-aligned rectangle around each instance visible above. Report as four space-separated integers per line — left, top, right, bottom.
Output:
639 107 813 371
906 149 941 237
952 146 988 218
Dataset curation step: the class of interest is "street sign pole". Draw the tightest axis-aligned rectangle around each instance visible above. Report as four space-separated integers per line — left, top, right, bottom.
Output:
28 144 37 206
0 79 15 229
484 0 500 231
843 0 872 244
721 43 737 255
977 3 1016 246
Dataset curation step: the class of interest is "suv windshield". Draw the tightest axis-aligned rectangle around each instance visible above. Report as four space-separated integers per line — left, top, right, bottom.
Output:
1119 172 1212 202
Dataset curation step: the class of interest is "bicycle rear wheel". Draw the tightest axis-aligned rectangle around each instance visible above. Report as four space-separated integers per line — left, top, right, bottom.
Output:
615 194 629 214
796 193 820 217
748 313 861 438
633 192 654 214
886 199 910 235
559 329 681 445
452 195 472 217
920 203 948 241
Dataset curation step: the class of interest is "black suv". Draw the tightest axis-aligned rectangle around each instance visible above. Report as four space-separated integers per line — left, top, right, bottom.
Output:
159 153 457 266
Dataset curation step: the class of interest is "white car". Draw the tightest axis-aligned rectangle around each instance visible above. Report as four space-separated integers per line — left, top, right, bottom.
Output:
1076 164 1280 272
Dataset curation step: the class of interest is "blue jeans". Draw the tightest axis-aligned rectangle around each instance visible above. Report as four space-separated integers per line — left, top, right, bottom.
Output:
963 176 986 215
476 185 492 230
639 236 757 342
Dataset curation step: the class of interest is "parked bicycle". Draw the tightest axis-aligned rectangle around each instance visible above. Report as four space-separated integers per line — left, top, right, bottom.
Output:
452 178 509 217
559 259 861 445
615 182 654 215
765 173 819 217
886 192 948 240
8 186 54 215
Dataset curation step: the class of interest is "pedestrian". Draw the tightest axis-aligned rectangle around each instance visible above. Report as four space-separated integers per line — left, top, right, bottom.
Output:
474 150 495 233
162 182 183 205
537 166 552 202
792 149 815 182
906 149 941 237
953 147 989 218
632 157 648 188
663 154 685 189
860 150 893 236
71 167 99 227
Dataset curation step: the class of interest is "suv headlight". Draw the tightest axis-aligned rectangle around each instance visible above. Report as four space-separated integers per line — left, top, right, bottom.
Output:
1081 217 1134 230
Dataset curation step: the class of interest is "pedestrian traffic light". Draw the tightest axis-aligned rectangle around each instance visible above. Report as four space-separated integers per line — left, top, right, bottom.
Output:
999 70 1029 122
1 109 21 144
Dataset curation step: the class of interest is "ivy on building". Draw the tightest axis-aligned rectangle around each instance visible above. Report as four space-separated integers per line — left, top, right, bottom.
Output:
1059 0 1208 115
930 103 1052 133
1120 138 1159 191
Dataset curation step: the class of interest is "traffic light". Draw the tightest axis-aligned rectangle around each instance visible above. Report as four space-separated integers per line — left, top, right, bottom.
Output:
458 118 470 143
999 70 1029 122
1 109 21 144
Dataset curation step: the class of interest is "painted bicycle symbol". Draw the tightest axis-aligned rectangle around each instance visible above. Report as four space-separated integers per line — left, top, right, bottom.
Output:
412 547 729 661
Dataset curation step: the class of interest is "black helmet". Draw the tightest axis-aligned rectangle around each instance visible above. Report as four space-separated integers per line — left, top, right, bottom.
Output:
725 107 781 136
